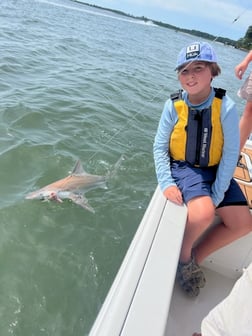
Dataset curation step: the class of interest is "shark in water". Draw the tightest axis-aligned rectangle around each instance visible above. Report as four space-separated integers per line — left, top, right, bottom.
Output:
25 159 108 213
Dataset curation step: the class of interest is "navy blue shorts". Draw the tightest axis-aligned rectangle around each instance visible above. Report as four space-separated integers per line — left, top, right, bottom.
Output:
171 160 247 208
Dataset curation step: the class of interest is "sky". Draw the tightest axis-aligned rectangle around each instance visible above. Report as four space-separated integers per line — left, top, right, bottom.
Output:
87 0 252 40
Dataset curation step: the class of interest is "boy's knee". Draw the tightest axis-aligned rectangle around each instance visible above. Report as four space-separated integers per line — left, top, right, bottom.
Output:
189 209 215 228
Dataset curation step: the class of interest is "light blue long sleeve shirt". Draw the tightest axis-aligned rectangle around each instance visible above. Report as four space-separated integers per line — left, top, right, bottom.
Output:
153 87 240 207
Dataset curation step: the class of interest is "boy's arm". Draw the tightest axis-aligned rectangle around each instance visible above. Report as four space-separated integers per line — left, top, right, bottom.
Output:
211 97 239 206
153 100 177 192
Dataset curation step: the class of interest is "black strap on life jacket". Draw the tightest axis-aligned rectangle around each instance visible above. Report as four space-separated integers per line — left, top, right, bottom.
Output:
214 87 226 99
170 89 183 101
186 107 212 166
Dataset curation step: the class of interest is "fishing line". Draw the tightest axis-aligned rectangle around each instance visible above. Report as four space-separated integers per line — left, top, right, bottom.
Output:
177 9 247 75
213 8 246 41
87 83 167 164
232 9 247 24
88 8 247 164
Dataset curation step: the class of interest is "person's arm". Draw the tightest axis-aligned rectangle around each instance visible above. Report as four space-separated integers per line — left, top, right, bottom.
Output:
153 100 184 205
235 50 252 79
211 96 240 206
153 99 177 191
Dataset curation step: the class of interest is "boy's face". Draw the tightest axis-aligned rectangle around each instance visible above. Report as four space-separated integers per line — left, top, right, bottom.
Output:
178 61 212 99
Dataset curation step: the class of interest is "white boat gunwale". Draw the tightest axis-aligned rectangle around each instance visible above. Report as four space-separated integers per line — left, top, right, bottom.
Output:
89 186 187 335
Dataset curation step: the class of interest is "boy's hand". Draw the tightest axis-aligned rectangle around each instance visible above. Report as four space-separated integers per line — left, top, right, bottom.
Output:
163 186 183 205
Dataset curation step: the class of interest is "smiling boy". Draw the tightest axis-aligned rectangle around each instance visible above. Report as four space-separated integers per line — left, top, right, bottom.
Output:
153 41 252 297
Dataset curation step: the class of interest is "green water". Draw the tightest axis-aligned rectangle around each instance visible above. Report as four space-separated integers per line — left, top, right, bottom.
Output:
0 0 247 334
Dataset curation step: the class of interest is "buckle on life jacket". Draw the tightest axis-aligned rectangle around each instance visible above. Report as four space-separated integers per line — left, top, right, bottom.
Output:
170 89 183 101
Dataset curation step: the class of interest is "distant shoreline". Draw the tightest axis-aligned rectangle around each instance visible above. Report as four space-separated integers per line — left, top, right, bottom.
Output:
71 0 245 48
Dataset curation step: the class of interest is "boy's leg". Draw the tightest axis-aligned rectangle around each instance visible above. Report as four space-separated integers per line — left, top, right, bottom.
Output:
195 205 252 264
179 196 215 263
177 196 215 296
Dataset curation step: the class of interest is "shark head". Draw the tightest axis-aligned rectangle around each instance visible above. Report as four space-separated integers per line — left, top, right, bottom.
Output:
25 159 108 212
25 188 57 201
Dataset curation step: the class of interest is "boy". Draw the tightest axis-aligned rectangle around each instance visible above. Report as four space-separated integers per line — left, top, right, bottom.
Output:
153 41 252 297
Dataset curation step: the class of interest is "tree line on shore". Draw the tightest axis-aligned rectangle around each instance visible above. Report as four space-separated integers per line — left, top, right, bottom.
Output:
72 1 251 50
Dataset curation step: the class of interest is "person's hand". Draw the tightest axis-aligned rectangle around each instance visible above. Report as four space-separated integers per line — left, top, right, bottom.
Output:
163 185 183 205
235 61 248 80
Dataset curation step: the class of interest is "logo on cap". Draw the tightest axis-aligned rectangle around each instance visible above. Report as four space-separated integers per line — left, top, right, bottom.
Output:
186 44 200 60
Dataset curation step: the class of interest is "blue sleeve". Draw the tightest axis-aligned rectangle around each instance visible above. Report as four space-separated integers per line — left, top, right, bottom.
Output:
153 99 177 191
211 95 240 206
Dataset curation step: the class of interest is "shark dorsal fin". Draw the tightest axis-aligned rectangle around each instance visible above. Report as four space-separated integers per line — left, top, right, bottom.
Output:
71 160 86 175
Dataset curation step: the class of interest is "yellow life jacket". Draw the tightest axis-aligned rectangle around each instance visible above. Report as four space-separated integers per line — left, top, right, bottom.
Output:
169 88 225 167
